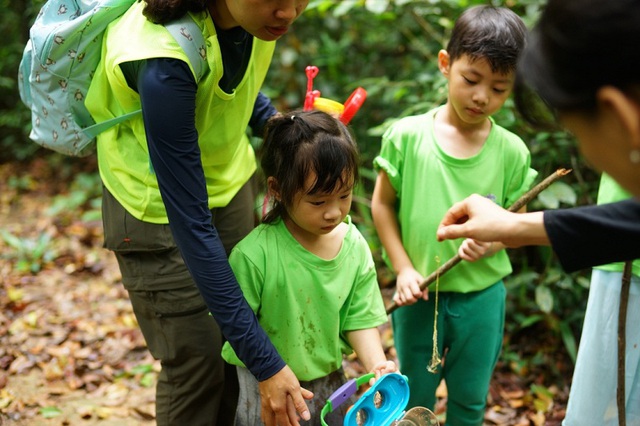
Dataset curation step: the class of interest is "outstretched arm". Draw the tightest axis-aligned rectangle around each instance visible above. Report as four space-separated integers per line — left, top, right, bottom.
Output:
436 194 549 247
436 170 573 247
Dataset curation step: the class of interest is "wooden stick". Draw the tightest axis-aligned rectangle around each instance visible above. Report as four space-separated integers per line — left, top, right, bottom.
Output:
385 168 572 315
617 261 632 426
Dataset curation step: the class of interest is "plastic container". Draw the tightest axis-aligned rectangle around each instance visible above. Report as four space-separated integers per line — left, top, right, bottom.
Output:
320 373 439 426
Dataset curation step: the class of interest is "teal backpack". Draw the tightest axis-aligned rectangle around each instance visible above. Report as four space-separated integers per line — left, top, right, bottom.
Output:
18 0 207 157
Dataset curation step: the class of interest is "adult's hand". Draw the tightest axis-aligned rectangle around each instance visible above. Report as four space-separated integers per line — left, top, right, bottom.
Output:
437 194 549 248
259 365 313 426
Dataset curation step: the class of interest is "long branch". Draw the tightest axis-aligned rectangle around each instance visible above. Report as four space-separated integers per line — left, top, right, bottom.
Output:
385 168 572 315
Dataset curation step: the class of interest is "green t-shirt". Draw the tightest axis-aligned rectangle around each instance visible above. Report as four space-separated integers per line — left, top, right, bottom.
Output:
374 107 538 293
595 173 640 275
221 216 388 381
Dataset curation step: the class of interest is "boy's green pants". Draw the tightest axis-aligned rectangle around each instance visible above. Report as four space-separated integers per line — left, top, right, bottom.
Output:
102 178 257 426
391 281 505 426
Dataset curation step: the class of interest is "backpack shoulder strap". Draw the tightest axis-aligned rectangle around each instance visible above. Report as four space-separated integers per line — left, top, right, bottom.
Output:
165 13 208 82
83 14 208 139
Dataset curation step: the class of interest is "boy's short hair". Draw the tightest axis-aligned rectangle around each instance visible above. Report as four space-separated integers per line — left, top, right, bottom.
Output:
446 5 527 75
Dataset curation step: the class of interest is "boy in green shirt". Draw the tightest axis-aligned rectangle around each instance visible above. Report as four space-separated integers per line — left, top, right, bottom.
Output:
371 6 537 425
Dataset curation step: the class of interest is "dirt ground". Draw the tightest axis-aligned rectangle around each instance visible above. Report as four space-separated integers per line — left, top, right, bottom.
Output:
0 169 158 425
1 256 157 426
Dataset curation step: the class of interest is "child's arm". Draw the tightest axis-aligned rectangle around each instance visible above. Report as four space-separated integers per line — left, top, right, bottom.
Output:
371 170 427 305
345 328 397 381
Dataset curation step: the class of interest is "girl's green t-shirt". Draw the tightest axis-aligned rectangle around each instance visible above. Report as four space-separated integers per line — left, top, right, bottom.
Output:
221 217 388 381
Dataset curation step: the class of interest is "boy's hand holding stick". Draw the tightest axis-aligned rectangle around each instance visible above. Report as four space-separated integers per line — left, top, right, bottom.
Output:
385 168 572 315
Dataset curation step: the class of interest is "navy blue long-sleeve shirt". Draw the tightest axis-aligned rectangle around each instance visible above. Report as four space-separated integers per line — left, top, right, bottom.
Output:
119 26 284 381
544 199 640 272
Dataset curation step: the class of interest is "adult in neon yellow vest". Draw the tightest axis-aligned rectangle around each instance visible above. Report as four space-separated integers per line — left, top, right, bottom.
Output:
86 0 312 425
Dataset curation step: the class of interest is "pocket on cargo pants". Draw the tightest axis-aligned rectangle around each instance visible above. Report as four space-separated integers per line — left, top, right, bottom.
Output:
101 187 192 291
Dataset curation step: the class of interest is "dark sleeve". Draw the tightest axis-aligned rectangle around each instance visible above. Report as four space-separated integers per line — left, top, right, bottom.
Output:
249 92 278 138
544 199 640 272
136 57 285 381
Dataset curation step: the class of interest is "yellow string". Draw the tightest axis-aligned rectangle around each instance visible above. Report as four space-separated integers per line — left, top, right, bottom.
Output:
427 255 442 373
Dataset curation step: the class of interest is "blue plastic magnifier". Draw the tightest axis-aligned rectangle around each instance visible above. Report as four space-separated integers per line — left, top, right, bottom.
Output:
321 373 414 426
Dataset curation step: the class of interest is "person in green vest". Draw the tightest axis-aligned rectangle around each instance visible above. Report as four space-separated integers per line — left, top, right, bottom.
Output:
85 0 312 425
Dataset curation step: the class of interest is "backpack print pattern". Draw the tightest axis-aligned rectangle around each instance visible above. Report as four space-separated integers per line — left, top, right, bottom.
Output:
18 0 207 157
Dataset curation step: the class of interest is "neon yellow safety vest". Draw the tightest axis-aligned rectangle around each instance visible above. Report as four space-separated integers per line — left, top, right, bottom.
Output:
86 1 275 223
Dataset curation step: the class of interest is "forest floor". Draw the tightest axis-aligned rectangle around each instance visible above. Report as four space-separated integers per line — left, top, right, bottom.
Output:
0 159 570 425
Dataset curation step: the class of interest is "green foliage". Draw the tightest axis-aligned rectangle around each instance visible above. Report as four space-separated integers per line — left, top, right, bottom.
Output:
119 363 157 388
2 0 44 162
530 383 555 412
504 264 588 366
537 181 577 209
1 229 55 273
39 406 63 419
47 172 103 223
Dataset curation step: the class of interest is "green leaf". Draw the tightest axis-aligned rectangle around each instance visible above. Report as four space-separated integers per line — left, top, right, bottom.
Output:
31 233 51 259
535 285 554 313
530 383 554 412
40 406 63 418
365 0 388 14
559 321 578 362
81 209 102 222
29 260 42 274
333 0 358 16
1 230 24 251
576 275 591 289
129 364 154 375
16 259 33 274
505 271 540 289
537 181 577 209
140 372 156 388
519 314 544 328
555 276 573 290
